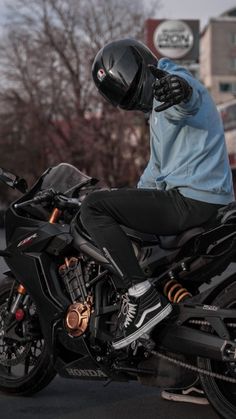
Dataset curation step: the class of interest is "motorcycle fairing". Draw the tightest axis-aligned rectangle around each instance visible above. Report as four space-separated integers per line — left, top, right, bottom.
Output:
4 222 73 350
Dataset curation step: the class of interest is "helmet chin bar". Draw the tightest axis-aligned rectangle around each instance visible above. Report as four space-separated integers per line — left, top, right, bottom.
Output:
135 94 153 113
119 66 155 113
131 72 155 113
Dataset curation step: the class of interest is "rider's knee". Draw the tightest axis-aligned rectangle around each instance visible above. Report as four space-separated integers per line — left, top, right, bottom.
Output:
80 189 110 225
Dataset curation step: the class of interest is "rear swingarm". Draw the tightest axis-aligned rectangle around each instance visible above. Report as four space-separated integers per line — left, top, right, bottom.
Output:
158 303 236 362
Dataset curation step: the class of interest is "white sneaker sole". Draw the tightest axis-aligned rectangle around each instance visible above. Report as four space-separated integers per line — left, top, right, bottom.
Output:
161 390 209 405
113 303 172 350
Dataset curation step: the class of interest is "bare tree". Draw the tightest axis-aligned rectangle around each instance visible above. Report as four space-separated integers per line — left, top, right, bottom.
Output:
0 0 161 192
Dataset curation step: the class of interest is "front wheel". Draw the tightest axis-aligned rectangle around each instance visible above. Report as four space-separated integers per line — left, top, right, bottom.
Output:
0 276 56 396
197 281 236 419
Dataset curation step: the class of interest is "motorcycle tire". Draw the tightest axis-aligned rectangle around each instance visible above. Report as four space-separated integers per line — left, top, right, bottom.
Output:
197 280 236 419
0 275 56 396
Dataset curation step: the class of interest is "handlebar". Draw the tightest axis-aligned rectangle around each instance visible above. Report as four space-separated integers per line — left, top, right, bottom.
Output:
14 189 57 209
14 189 81 211
14 199 39 209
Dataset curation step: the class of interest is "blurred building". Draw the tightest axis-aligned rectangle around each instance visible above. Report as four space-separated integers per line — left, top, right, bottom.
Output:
145 19 200 78
200 8 236 104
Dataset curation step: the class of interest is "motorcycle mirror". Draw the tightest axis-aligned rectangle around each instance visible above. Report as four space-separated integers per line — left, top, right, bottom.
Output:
0 168 28 193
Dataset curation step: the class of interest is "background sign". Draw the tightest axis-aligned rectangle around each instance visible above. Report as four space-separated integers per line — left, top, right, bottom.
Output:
146 19 200 62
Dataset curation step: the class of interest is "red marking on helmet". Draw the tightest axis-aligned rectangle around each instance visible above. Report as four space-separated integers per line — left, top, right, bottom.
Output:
97 68 106 81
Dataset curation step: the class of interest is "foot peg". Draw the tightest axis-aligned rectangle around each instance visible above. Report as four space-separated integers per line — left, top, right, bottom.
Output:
138 333 155 350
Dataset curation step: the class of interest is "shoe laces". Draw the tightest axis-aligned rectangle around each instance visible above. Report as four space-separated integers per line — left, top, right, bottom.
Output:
119 293 137 328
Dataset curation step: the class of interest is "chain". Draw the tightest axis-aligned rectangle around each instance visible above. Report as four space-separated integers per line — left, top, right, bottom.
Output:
149 319 236 384
150 350 236 383
189 320 236 328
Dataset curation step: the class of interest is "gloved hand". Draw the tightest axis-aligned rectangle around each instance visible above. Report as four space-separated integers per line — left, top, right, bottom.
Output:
149 65 193 112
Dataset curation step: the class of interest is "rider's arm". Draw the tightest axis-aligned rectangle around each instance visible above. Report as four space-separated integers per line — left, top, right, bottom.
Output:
151 58 202 120
164 74 202 120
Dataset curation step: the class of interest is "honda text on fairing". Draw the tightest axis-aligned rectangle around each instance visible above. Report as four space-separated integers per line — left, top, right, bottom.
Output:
0 163 236 418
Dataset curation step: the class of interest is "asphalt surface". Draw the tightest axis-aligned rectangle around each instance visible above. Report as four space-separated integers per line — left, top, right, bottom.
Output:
0 229 220 419
0 377 219 419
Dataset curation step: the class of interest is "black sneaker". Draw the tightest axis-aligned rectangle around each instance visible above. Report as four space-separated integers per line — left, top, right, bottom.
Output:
161 379 209 405
112 286 172 350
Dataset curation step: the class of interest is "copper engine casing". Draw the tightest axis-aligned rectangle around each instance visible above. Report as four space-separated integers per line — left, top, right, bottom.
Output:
65 297 93 337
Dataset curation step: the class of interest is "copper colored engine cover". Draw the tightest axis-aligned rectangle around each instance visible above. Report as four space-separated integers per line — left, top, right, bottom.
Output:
65 299 92 337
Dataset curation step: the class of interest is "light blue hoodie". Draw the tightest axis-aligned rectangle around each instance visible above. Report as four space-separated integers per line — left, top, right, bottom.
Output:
138 58 234 205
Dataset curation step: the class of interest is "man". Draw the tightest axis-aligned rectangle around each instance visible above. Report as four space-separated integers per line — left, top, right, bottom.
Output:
80 38 234 352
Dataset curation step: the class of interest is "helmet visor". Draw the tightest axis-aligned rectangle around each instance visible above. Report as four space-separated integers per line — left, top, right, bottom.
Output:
119 65 143 110
98 49 141 107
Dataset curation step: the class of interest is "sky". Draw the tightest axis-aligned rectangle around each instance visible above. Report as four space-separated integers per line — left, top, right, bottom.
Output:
0 0 235 29
156 0 236 29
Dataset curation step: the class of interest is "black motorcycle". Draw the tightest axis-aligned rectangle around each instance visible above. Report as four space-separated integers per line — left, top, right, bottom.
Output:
0 162 236 418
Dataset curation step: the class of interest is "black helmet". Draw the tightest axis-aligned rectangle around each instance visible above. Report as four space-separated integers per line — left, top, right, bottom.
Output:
92 38 157 112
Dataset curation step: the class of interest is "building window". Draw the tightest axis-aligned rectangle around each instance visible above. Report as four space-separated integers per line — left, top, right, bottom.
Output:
219 83 232 92
219 103 236 131
230 58 236 70
230 33 236 44
219 82 236 93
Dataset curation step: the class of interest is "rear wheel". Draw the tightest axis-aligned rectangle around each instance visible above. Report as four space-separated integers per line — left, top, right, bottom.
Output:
197 281 236 419
0 276 56 396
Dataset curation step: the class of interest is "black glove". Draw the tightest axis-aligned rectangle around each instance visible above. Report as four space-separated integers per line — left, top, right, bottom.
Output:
149 65 193 112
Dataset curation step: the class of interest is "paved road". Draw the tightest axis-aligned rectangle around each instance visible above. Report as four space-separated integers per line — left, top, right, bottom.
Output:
0 377 219 419
0 230 221 419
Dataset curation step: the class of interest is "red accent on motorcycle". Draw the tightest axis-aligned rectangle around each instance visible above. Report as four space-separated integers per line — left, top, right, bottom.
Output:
15 308 25 321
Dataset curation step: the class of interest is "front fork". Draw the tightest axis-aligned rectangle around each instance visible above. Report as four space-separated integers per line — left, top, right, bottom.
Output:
5 283 29 330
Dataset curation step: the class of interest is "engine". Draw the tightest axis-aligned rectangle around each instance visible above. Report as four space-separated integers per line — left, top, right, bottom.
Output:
58 257 94 337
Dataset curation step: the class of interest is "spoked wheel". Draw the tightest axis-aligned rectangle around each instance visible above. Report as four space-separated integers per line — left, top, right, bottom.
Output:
0 276 56 396
197 281 236 419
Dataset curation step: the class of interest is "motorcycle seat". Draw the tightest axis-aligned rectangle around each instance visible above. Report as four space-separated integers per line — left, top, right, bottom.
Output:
217 201 236 224
122 226 204 249
159 227 204 249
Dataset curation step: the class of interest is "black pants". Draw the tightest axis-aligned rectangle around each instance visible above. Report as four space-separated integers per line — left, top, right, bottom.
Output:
80 188 222 288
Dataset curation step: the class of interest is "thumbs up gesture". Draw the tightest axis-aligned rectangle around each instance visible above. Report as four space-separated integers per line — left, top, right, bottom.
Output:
148 65 193 112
